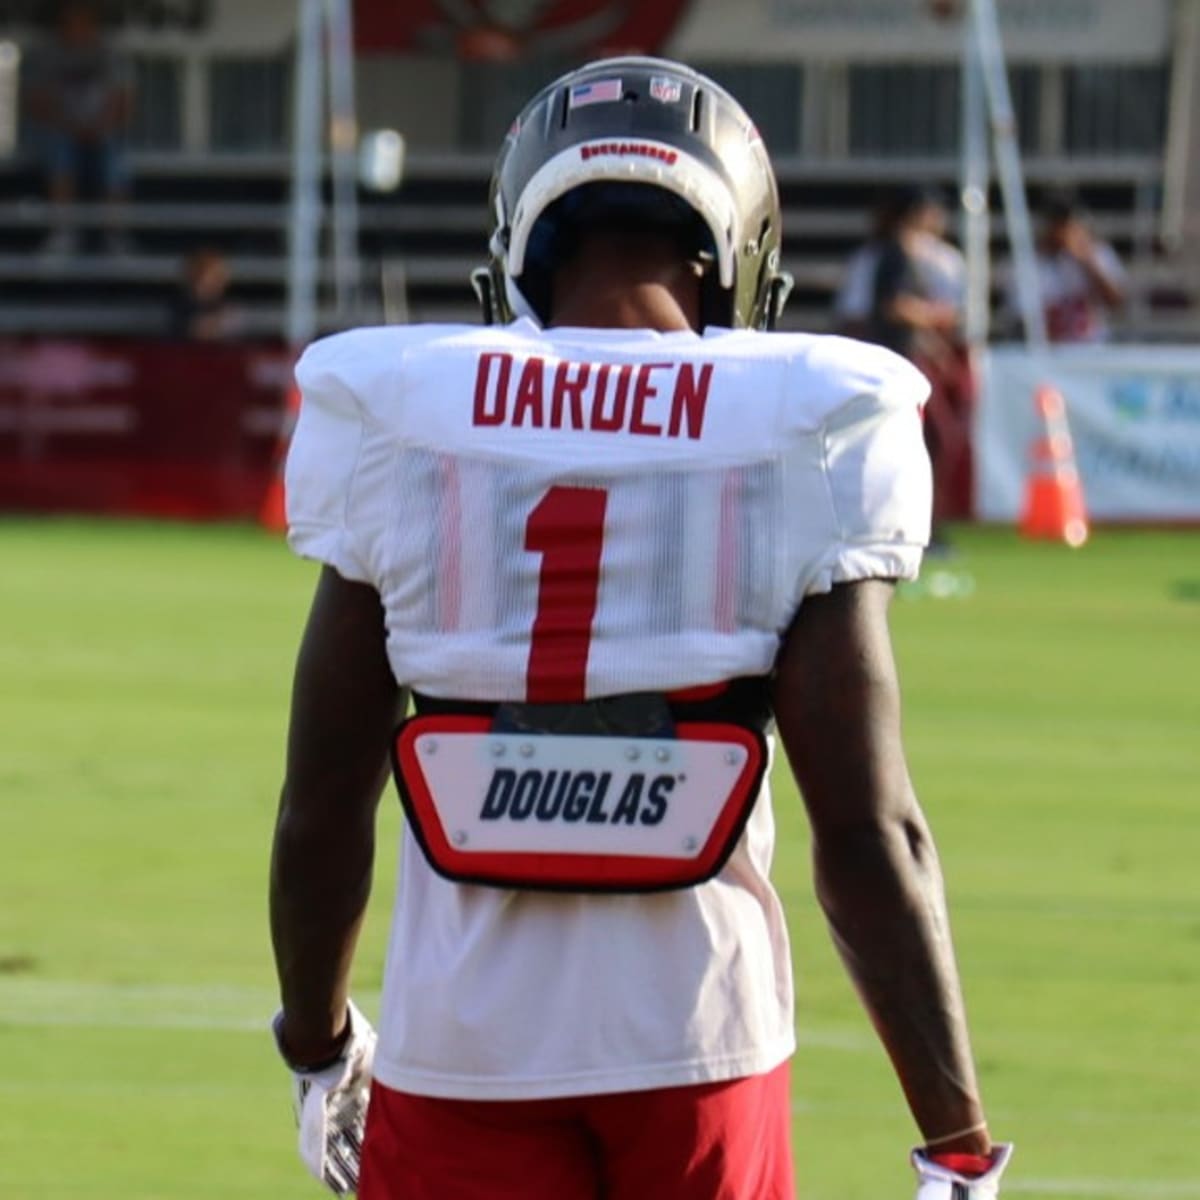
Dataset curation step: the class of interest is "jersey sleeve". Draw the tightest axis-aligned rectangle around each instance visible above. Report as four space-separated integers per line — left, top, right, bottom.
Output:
805 341 933 594
284 333 373 584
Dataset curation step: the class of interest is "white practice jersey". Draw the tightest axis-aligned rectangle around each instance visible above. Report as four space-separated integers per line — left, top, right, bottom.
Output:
287 317 931 1100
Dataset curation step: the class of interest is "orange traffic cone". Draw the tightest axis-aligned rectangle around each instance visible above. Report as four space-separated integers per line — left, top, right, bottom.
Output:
259 381 301 533
1019 385 1088 547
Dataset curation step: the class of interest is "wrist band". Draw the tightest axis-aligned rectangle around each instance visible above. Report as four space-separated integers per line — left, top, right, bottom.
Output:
924 1120 988 1148
930 1152 993 1177
272 1009 350 1074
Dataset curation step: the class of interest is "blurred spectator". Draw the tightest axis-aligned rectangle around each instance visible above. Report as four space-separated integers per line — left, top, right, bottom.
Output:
908 191 966 313
25 1 133 257
1009 191 1127 343
866 186 972 545
838 187 966 343
833 191 900 339
169 249 239 340
867 186 964 357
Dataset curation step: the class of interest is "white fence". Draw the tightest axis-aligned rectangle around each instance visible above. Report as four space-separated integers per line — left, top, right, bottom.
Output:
978 345 1200 522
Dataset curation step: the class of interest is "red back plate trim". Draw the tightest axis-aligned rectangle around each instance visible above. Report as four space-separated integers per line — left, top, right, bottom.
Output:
392 714 767 893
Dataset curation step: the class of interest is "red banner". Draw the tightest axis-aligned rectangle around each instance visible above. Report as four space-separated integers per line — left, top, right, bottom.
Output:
354 0 693 59
0 339 291 520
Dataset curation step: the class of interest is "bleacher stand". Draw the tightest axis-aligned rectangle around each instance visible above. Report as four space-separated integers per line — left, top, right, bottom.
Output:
0 3 1195 344
1 149 1198 343
22 1 133 259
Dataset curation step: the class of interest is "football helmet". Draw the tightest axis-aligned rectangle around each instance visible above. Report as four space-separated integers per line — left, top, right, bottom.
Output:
475 56 791 330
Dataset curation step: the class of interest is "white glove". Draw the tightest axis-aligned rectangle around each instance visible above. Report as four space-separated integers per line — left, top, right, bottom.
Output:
273 1000 377 1196
912 1143 1014 1200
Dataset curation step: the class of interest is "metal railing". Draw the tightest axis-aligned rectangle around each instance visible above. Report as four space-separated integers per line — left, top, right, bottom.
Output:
0 150 1192 341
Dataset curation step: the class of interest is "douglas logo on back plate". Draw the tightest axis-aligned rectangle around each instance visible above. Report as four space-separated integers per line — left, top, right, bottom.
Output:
479 766 674 826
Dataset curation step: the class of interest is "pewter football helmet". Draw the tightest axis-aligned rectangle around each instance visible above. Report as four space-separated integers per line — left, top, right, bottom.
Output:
475 56 791 330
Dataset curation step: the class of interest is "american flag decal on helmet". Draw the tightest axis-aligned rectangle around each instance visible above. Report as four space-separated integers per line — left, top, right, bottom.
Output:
569 79 623 109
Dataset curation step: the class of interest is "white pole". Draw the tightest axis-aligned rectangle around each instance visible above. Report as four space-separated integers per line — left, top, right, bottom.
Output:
0 41 19 158
960 1 991 350
1162 0 1200 251
971 0 1047 350
287 0 326 348
325 0 361 324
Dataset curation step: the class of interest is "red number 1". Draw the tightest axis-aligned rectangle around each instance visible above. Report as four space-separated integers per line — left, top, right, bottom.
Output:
525 485 608 703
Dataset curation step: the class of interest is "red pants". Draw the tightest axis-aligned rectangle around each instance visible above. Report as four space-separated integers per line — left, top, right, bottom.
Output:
359 1062 794 1200
915 346 976 523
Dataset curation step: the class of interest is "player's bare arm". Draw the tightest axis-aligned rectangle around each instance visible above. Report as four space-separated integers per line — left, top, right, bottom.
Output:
270 565 406 1065
771 578 990 1156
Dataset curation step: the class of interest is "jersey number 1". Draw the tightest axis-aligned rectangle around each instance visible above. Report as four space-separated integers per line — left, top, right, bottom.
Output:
525 485 608 703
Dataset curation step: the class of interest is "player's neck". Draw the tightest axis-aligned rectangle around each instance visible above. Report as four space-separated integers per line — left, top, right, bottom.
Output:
549 279 696 333
549 233 701 332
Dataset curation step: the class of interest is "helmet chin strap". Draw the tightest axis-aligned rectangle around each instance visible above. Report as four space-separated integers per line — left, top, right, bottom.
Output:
470 265 542 327
765 272 794 331
470 268 499 325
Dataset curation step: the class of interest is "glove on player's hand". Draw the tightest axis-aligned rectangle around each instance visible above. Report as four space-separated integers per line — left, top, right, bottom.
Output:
274 1000 376 1195
912 1143 1014 1200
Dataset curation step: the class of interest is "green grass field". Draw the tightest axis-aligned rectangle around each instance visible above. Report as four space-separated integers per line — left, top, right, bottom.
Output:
1 517 1197 1199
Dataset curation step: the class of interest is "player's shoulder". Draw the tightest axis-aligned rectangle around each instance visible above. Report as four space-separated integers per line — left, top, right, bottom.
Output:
705 329 930 426
783 331 929 408
297 321 467 385
296 320 547 395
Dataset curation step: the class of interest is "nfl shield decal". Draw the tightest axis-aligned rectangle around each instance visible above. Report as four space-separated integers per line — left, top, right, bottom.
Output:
650 76 683 104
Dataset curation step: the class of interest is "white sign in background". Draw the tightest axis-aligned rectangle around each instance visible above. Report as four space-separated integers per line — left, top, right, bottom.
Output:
978 347 1200 523
670 0 1171 63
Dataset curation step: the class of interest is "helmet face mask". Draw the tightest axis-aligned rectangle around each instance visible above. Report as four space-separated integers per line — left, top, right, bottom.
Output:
479 56 791 331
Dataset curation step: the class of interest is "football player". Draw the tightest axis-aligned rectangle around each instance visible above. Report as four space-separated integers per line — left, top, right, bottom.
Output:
269 56 1012 1200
